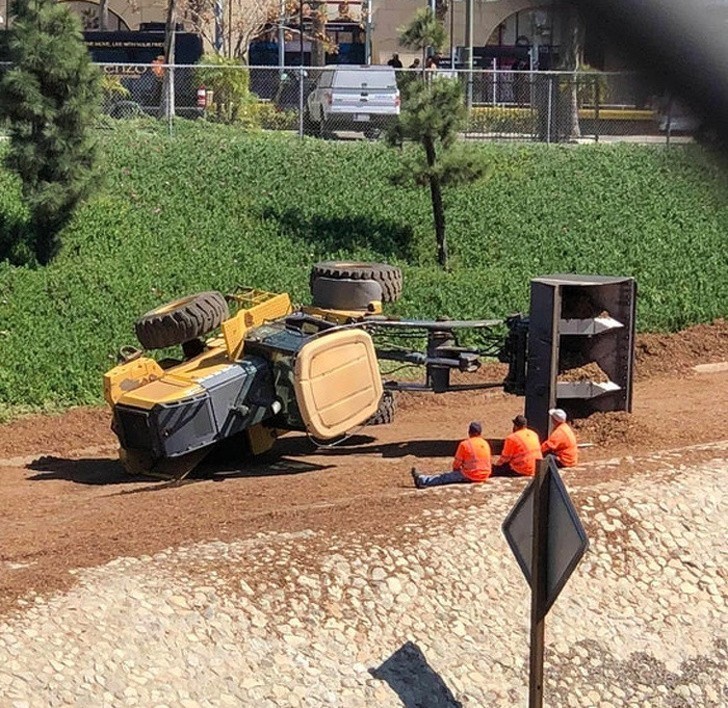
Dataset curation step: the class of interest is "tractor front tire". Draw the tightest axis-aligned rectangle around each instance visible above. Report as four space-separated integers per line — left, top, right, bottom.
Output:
368 390 396 425
310 262 403 303
135 291 230 350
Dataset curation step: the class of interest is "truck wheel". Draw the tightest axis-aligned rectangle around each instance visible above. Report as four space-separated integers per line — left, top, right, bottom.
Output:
135 291 230 350
310 262 403 303
368 390 396 425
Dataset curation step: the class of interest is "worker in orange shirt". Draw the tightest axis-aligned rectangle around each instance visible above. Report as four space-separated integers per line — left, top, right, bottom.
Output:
541 408 578 467
411 421 491 489
492 414 542 477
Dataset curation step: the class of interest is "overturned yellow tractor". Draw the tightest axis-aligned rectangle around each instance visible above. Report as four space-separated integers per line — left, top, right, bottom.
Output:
105 263 403 479
105 264 636 480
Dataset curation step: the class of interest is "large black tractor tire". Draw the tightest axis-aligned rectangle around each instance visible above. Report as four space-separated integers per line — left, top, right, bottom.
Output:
135 291 230 350
368 390 396 425
310 262 403 303
311 277 383 311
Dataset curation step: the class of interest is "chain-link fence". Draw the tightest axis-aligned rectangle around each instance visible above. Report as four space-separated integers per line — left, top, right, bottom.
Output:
0 61 699 144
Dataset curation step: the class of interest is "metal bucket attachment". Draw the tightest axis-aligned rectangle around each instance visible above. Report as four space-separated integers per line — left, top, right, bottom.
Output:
525 275 637 439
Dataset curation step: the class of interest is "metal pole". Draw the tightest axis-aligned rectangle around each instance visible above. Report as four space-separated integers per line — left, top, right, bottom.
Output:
528 459 550 708
449 0 455 68
465 0 473 109
168 64 175 130
546 74 553 144
278 0 285 69
594 75 600 143
365 0 372 65
492 58 496 106
299 1 306 69
298 66 305 139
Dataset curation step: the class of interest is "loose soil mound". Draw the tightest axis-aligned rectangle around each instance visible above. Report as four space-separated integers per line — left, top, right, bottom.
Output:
558 362 610 383
635 318 728 379
572 411 652 448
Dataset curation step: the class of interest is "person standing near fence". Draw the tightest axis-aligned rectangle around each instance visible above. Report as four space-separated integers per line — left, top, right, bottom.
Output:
388 54 403 68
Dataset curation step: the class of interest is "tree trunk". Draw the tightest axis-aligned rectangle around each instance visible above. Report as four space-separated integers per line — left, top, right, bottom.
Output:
311 1 327 67
423 135 447 268
561 4 584 140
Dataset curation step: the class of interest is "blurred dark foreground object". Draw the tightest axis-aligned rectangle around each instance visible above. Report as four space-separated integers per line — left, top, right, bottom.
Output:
575 0 728 147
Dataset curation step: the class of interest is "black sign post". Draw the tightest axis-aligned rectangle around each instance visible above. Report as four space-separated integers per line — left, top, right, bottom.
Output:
502 457 589 708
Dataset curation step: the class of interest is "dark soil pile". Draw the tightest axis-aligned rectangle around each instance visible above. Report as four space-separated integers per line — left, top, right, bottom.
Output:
573 411 652 448
558 361 610 383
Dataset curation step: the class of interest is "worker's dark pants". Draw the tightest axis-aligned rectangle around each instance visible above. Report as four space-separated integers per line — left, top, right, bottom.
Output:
416 470 471 487
491 463 531 477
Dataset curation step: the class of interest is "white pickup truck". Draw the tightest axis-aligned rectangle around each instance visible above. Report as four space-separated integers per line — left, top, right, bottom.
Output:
306 65 401 137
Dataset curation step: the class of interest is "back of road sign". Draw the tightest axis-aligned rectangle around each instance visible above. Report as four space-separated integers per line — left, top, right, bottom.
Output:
502 458 589 614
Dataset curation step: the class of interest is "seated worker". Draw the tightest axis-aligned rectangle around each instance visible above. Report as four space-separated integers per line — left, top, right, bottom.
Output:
492 414 542 477
411 421 491 489
541 408 578 467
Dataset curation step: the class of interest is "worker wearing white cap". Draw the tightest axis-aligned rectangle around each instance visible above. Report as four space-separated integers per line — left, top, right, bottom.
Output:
541 408 578 467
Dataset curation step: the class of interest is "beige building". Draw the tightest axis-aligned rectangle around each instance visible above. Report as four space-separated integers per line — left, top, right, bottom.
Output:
371 0 563 66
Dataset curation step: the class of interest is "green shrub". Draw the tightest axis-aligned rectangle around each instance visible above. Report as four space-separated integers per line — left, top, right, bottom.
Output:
251 101 297 131
195 55 258 127
468 107 535 134
0 126 726 416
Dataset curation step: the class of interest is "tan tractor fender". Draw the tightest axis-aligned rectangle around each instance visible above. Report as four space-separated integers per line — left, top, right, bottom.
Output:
294 329 383 440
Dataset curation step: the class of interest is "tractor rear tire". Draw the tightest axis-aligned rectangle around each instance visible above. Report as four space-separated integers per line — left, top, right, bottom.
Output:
135 291 230 350
310 277 383 311
368 390 396 425
310 262 403 303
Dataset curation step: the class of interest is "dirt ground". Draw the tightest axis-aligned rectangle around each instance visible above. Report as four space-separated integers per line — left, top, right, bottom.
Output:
0 319 727 618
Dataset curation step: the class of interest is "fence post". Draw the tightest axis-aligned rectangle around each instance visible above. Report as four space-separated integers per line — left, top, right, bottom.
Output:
169 64 175 133
594 75 600 143
666 95 673 147
546 74 553 144
492 59 497 107
298 67 305 139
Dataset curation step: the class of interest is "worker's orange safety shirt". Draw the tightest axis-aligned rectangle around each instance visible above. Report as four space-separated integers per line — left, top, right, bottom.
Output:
453 436 492 482
542 422 578 467
497 428 542 476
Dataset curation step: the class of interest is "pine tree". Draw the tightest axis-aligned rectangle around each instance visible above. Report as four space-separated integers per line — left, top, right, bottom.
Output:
390 12 486 269
0 0 101 265
398 8 446 68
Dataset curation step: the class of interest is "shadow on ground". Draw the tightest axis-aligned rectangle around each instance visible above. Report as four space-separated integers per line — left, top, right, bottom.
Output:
25 451 333 489
26 456 145 485
370 641 463 707
261 207 417 261
273 435 505 458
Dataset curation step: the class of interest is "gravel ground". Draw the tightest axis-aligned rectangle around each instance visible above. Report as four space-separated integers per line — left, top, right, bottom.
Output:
0 443 726 708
